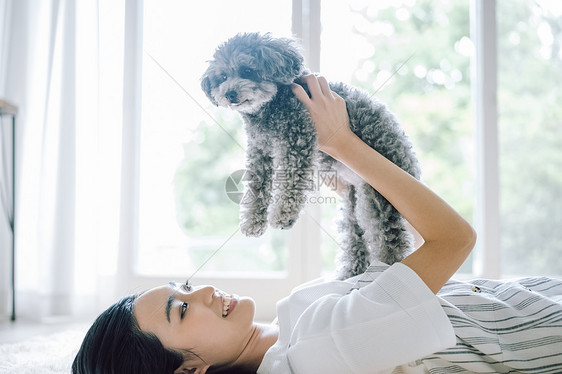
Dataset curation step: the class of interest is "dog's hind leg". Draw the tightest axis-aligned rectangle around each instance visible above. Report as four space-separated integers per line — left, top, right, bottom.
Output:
336 185 371 279
355 183 414 265
240 145 274 237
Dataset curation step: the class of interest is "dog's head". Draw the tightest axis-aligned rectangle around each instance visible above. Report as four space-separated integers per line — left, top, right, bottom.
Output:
201 32 305 114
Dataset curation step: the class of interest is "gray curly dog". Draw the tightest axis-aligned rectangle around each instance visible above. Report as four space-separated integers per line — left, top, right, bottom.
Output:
201 32 421 279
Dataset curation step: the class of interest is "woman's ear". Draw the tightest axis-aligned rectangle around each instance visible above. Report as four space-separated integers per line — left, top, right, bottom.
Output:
173 363 194 374
194 365 210 374
174 363 210 374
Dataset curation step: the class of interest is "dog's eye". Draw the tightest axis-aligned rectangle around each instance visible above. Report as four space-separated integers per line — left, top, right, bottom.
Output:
217 73 227 83
240 67 257 80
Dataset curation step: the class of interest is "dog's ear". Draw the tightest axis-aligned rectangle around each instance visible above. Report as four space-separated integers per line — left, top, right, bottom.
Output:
200 73 218 106
258 37 305 85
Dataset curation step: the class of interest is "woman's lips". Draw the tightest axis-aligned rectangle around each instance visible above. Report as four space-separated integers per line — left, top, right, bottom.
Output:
218 290 239 318
226 295 238 317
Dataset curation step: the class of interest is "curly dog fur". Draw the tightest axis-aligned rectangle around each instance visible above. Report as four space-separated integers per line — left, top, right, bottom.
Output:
201 32 421 279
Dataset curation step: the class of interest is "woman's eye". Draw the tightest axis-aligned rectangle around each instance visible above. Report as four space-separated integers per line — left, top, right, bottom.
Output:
181 302 189 319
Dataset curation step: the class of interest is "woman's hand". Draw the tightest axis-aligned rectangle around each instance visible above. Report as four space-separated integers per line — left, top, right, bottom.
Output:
292 74 356 158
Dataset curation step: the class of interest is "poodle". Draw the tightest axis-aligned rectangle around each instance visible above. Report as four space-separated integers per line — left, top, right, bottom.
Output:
201 32 421 279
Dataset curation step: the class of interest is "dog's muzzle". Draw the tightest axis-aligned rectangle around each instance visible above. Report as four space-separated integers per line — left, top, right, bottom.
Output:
225 90 239 104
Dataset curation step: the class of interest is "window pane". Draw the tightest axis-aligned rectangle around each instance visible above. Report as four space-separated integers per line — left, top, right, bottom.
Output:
320 0 474 273
139 1 292 276
498 0 562 276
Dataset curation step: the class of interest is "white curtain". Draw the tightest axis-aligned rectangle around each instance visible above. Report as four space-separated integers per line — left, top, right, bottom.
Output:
1 0 130 320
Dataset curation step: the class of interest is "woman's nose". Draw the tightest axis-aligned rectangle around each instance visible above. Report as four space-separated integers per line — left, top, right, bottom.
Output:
185 285 215 304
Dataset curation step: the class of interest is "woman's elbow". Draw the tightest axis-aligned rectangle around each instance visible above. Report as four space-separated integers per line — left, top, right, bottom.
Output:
458 223 477 254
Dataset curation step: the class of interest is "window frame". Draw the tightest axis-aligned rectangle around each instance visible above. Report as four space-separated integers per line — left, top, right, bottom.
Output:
119 0 503 320
470 0 501 279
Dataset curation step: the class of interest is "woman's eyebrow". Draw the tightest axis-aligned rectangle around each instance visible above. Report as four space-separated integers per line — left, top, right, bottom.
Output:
165 282 179 323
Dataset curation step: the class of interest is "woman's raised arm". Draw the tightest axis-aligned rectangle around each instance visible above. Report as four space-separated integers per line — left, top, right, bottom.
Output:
292 74 476 294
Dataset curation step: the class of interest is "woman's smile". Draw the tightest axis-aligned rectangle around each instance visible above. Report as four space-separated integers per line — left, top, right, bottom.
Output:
216 290 239 318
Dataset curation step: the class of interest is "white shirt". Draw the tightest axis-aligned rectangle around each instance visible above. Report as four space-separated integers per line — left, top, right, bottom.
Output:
257 262 456 374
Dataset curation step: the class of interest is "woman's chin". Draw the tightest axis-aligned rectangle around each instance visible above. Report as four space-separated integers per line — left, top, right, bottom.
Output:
233 297 256 321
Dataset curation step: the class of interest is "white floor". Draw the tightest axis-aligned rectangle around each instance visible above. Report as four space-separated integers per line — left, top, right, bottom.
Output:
0 316 88 344
0 318 87 373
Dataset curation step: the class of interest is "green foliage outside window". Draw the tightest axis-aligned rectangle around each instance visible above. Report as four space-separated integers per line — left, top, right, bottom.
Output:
497 0 562 275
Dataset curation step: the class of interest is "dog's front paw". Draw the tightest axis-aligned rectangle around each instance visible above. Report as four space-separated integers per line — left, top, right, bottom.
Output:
268 199 300 230
240 215 268 237
269 216 296 230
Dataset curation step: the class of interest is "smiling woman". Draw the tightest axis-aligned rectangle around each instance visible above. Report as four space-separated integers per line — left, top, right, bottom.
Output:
72 283 277 374
133 283 275 373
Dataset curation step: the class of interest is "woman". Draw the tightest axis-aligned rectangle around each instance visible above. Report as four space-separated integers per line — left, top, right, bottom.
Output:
73 75 562 374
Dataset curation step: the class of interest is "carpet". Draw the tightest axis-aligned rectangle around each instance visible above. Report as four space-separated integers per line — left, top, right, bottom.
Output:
0 329 85 374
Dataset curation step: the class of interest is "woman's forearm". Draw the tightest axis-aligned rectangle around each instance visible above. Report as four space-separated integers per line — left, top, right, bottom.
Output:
292 74 476 293
331 133 475 293
330 133 470 246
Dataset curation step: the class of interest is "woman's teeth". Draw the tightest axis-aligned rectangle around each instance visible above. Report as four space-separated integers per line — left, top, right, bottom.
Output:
216 290 235 318
222 295 232 317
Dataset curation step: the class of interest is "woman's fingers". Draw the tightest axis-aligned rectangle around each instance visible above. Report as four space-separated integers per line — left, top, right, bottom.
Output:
293 74 335 107
317 75 333 97
291 83 311 107
302 74 323 99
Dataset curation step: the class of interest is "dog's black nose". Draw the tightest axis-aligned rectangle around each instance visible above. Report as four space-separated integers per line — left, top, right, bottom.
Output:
225 90 238 103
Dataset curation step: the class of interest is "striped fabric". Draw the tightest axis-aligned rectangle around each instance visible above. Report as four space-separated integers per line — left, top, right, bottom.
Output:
351 264 562 373
348 263 393 293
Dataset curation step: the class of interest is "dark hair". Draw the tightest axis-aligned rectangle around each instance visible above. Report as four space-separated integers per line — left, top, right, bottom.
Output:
72 294 184 374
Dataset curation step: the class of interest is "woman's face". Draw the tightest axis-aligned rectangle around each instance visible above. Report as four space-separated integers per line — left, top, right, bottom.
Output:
134 282 256 372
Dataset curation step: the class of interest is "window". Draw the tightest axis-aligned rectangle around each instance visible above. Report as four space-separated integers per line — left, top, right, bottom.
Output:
138 1 295 319
497 0 562 276
130 0 562 321
140 0 294 275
